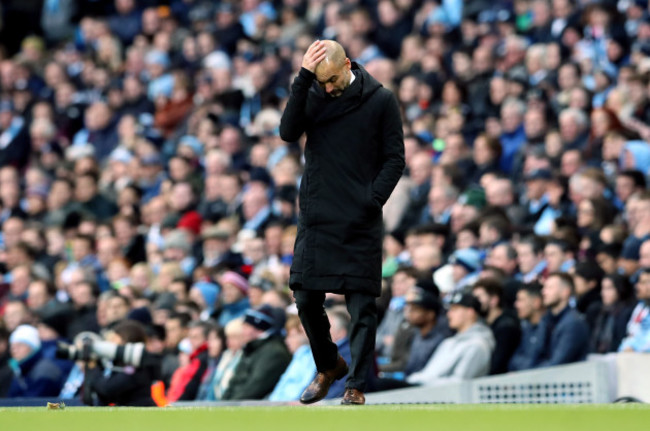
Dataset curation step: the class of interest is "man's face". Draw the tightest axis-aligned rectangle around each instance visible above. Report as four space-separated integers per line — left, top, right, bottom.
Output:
391 271 416 297
542 276 566 309
616 176 636 204
165 318 185 348
517 243 539 275
447 305 471 330
241 322 261 345
405 303 432 327
75 177 97 202
106 297 129 323
515 290 540 320
544 244 565 273
188 326 206 352
489 246 518 275
27 281 49 310
314 58 351 97
3 302 28 332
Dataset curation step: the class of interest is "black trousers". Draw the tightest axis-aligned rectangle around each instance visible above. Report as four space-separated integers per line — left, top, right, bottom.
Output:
294 289 377 391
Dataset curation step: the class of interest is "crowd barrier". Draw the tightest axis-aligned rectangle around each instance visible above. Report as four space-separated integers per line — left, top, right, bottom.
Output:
2 354 648 407
355 353 650 405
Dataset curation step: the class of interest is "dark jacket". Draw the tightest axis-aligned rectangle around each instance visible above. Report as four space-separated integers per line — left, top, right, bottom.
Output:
86 362 156 406
0 117 30 169
508 319 542 372
79 194 118 223
404 317 452 376
280 63 405 296
0 352 12 397
379 320 416 373
590 301 636 354
489 311 522 375
576 288 602 330
8 349 64 397
222 335 291 400
534 306 590 368
67 305 101 340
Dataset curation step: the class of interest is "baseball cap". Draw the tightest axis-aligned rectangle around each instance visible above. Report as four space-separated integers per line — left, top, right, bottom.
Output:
449 292 482 315
406 286 442 313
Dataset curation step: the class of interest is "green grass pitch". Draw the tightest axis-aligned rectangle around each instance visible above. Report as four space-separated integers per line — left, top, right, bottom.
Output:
1 405 649 431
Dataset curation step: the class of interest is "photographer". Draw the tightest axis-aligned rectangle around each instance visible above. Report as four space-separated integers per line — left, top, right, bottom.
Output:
84 320 158 406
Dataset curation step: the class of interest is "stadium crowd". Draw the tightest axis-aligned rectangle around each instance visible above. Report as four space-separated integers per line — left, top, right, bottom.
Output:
1 0 650 406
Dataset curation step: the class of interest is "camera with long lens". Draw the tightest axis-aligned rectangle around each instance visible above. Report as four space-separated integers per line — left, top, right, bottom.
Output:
55 332 102 362
56 331 158 369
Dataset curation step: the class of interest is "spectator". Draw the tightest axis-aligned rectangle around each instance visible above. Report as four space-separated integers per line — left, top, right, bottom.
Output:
0 0 650 403
516 236 547 284
448 248 482 294
85 320 156 406
509 283 545 372
0 327 12 397
8 324 63 397
375 266 417 359
269 315 316 402
66 277 101 338
591 274 636 354
472 278 521 375
161 311 191 387
217 271 251 327
196 323 226 401
407 293 495 386
167 321 210 402
206 317 245 401
0 100 30 169
222 305 291 400
324 308 352 400
544 239 576 274
572 260 605 328
535 273 590 367
402 286 451 377
619 268 650 352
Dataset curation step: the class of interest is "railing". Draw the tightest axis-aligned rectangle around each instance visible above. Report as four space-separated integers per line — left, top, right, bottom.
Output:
355 353 650 405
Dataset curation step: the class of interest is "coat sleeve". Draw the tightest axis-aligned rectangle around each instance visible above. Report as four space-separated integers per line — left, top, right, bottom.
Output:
279 68 315 142
372 92 405 206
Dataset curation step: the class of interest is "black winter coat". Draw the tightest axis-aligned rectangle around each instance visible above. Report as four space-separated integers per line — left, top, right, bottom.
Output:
280 63 404 296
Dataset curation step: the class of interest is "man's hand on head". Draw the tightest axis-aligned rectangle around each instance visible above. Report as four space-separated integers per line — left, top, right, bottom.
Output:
302 40 327 73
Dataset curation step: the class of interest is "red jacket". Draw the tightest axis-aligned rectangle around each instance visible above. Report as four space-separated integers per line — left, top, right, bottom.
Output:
166 343 209 402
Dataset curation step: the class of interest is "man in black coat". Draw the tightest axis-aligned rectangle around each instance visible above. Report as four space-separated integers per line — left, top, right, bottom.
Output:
280 40 404 405
472 278 521 375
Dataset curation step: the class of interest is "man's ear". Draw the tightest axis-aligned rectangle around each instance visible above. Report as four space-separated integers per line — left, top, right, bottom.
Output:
345 58 351 69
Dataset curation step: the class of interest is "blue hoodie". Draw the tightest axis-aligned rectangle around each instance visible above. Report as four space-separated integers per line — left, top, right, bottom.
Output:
621 141 650 175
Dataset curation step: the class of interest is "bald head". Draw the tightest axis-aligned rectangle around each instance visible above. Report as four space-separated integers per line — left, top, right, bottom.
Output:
315 40 347 74
313 40 352 97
